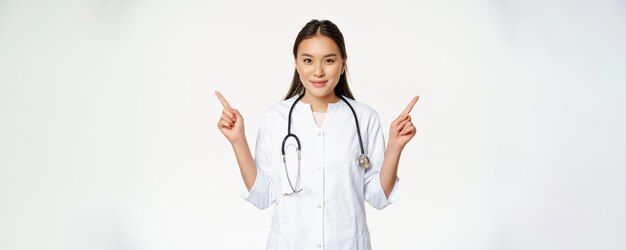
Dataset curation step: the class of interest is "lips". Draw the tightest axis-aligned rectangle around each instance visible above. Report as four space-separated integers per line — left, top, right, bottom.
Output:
311 80 327 88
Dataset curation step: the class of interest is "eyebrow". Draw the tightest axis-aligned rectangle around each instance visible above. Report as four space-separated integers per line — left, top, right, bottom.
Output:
300 53 338 58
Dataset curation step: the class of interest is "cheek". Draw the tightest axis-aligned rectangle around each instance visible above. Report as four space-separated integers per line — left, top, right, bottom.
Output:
296 65 311 76
297 68 310 84
327 65 342 77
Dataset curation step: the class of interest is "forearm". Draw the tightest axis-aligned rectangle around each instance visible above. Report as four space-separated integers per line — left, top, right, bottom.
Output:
380 144 402 198
231 136 257 191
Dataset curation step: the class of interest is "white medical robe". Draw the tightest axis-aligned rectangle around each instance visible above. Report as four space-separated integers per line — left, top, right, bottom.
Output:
241 95 399 250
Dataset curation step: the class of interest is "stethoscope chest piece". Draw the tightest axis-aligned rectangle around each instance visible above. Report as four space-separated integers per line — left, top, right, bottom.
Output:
357 154 370 169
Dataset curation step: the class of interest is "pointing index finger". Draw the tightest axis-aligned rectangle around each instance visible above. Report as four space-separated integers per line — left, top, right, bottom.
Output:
401 96 419 115
215 91 232 109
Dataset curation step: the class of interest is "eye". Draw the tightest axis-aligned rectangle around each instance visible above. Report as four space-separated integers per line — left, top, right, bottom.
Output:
303 58 312 64
324 59 335 64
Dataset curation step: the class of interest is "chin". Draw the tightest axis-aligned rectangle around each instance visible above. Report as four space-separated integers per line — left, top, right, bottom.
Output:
307 88 334 98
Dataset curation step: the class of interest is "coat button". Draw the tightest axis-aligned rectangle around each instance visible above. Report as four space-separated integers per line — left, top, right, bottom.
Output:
317 243 322 248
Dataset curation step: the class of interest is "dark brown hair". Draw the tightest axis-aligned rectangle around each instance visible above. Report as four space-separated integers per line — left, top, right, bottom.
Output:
283 19 355 100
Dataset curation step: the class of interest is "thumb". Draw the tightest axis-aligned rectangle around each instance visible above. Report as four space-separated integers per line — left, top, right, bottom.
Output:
232 109 243 120
392 114 408 126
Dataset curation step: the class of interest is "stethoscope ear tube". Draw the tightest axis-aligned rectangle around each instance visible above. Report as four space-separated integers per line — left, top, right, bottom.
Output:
282 134 303 195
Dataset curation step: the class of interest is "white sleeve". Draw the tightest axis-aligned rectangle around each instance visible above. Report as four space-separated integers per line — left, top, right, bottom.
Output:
363 111 399 210
239 111 277 209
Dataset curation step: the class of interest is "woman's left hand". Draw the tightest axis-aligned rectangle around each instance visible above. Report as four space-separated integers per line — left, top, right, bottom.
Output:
388 96 419 151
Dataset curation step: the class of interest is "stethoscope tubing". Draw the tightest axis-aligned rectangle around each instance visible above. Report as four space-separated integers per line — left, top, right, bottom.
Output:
281 93 368 195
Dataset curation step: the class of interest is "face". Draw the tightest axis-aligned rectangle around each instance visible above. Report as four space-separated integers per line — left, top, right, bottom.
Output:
295 35 346 102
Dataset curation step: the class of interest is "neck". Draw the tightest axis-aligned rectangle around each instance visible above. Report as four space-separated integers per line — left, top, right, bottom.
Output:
301 93 341 113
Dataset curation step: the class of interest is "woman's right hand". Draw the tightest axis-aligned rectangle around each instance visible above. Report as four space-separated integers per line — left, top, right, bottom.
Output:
215 91 245 143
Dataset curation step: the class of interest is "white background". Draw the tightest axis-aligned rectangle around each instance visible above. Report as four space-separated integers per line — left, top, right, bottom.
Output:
1 0 625 249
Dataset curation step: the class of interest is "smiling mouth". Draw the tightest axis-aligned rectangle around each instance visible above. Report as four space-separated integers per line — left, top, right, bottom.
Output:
311 80 327 87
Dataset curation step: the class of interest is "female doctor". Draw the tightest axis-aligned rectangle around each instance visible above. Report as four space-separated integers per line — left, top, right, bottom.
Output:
215 19 418 249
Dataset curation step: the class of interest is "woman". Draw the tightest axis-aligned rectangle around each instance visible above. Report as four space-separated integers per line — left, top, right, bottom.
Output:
216 19 418 249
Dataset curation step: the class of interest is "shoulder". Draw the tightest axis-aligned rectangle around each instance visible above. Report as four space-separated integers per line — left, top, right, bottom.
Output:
340 96 380 118
340 96 384 134
264 96 297 114
258 96 298 124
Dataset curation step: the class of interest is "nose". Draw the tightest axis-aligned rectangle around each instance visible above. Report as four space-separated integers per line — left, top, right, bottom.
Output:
313 63 324 77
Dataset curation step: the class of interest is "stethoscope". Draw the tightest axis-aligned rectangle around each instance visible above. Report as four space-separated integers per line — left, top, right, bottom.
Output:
281 94 370 195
